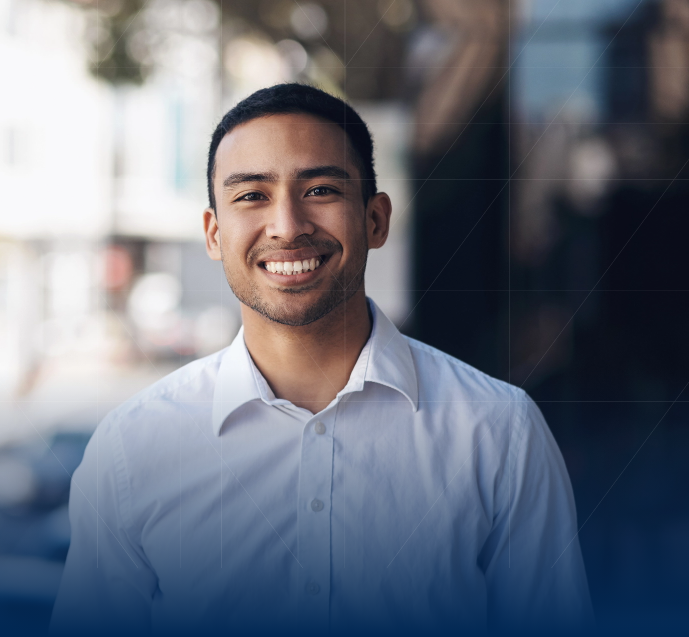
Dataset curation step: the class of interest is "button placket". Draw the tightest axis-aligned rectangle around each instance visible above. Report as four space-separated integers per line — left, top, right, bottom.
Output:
297 414 335 631
310 499 324 512
305 582 321 596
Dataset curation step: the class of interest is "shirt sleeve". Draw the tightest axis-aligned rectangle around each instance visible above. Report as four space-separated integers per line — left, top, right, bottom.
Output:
50 415 157 637
479 391 595 635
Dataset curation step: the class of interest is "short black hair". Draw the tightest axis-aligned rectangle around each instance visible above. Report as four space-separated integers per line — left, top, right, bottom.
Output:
206 83 377 211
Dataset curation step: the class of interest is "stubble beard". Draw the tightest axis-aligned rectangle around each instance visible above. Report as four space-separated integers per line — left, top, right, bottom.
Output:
221 239 368 327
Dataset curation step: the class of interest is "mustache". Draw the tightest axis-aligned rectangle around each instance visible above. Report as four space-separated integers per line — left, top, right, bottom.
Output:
247 238 342 262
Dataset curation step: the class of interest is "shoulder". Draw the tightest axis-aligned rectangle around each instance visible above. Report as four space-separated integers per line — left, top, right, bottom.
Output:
76 350 227 502
100 348 226 439
404 335 539 446
405 335 525 403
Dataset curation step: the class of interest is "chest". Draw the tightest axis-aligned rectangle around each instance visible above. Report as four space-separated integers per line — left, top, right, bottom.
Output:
132 397 496 631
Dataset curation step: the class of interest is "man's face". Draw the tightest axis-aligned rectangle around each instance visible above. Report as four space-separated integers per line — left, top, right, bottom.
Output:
204 113 389 327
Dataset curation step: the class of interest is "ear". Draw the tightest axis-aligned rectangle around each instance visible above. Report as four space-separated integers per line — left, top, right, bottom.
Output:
203 208 222 261
366 192 392 250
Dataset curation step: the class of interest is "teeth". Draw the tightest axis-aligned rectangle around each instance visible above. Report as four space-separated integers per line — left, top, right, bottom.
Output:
264 257 324 275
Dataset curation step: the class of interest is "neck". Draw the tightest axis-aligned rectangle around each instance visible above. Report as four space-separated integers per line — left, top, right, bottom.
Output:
241 290 372 413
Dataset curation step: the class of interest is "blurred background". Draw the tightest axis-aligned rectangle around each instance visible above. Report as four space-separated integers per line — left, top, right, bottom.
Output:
0 0 688 633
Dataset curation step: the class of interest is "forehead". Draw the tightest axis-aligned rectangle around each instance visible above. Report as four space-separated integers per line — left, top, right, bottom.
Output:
214 113 357 178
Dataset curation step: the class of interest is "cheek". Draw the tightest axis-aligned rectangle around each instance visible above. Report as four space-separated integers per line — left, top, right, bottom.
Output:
219 223 255 260
339 214 368 252
329 203 364 234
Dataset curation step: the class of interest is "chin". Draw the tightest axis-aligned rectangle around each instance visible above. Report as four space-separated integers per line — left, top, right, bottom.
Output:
260 301 337 327
255 288 355 327
229 268 363 328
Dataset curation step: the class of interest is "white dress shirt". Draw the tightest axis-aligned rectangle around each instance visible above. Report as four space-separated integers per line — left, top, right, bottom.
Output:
51 300 593 636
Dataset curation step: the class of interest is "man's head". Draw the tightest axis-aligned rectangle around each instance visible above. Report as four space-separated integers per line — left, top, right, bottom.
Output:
207 84 377 211
203 84 391 328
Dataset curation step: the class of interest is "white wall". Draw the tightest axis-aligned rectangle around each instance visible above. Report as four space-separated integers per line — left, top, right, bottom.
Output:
0 0 113 240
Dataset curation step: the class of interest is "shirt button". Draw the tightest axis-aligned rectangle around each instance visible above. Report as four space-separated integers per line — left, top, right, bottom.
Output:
315 421 326 435
305 582 320 595
311 499 324 512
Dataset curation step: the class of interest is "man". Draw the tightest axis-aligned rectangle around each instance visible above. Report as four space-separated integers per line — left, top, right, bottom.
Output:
52 84 593 636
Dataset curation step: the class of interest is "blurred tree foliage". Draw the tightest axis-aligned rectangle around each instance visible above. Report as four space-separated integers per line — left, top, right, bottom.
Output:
68 0 418 97
74 0 148 84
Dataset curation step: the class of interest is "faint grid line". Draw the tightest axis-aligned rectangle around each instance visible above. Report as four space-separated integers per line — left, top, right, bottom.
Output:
383 0 562 229
551 376 689 568
328 65 689 69
508 0 512 569
347 0 563 310
372 180 508 363
105 176 689 181
179 381 182 568
220 0 224 571
86 65 689 70
369 0 645 371
285 330 339 393
97 293 164 377
96 0 102 569
16 407 139 567
379 0 646 569
344 0 348 572
292 0 339 61
508 0 645 180
75 287 689 293
518 156 689 389
98 0 151 65
13 399 689 405
345 0 396 66
181 403 304 568
177 244 182 569
387 403 511 568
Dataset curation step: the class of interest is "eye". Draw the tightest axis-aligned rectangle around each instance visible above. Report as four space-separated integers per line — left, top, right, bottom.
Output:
236 191 267 202
306 186 337 197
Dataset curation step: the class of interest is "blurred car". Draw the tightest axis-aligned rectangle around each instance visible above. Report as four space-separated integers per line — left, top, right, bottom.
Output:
0 429 91 636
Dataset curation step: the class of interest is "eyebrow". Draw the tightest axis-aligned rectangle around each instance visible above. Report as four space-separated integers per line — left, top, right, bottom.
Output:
222 165 352 190
292 165 352 181
223 171 278 189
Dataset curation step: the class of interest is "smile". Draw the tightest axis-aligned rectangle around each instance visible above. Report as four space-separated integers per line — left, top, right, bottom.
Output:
262 257 325 276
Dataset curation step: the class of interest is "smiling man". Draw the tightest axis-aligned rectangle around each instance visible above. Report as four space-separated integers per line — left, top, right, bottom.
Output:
52 84 593 637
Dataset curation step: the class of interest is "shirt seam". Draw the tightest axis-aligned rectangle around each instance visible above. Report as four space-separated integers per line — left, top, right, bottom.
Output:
106 415 158 572
499 387 530 508
107 418 134 530
117 352 225 423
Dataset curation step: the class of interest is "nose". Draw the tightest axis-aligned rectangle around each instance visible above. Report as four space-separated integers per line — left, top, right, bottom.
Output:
265 194 315 242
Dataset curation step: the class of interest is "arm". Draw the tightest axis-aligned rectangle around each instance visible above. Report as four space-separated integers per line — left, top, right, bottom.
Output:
479 393 595 634
50 416 157 637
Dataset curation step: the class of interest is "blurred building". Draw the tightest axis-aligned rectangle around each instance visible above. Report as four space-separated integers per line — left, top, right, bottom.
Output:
0 0 229 426
508 0 689 625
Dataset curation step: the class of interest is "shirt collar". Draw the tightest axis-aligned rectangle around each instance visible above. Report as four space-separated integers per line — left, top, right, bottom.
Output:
211 327 263 436
212 298 418 436
360 299 418 412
